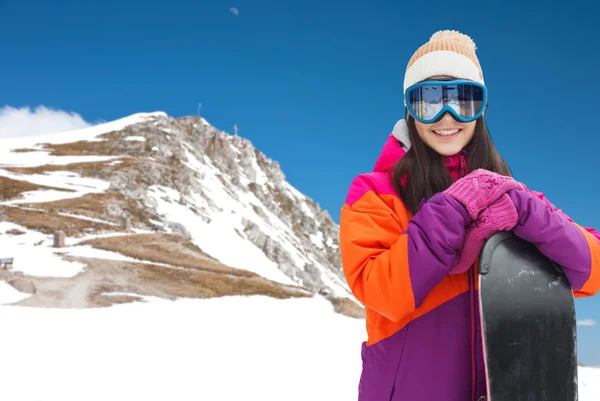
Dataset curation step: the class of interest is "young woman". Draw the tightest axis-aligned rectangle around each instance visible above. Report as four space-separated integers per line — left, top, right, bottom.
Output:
339 30 600 401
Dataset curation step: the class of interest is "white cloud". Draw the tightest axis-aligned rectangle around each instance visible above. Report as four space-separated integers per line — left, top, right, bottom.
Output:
0 105 91 139
577 319 597 327
229 7 239 16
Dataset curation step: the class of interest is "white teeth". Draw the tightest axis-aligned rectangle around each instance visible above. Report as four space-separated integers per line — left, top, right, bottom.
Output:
433 129 460 136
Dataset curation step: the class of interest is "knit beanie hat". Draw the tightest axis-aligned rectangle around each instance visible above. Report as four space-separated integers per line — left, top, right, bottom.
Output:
403 30 485 95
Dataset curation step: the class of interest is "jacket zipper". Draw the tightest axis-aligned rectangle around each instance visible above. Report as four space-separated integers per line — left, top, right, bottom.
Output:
458 153 477 401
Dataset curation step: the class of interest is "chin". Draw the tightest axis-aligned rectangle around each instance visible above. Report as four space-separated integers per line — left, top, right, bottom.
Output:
426 132 470 156
427 141 467 156
434 146 465 156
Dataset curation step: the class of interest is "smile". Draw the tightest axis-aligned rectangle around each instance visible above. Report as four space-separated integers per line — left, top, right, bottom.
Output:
432 129 462 136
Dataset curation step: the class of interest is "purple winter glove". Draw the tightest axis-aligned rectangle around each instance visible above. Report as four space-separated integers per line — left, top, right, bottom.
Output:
443 169 525 220
449 193 518 274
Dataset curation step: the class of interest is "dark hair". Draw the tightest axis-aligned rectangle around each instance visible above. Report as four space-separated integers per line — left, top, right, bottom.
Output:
391 114 512 215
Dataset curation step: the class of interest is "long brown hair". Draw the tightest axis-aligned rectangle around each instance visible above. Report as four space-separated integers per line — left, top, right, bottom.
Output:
392 114 512 215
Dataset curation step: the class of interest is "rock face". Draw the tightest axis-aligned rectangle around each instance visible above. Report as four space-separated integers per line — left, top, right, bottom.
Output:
57 114 351 300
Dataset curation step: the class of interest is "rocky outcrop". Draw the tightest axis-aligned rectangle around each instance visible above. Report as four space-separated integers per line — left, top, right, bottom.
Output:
76 114 349 299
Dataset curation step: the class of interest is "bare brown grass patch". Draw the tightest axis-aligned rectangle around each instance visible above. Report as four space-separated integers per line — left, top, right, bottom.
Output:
22 192 155 228
3 157 184 192
80 233 258 277
6 228 26 235
79 234 313 301
135 261 307 299
0 205 122 236
35 129 148 158
0 176 75 201
5 158 167 177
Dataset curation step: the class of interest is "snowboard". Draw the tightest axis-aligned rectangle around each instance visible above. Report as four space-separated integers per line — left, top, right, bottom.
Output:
477 231 578 401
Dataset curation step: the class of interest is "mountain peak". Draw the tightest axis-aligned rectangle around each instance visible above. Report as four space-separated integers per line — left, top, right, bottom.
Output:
0 111 360 317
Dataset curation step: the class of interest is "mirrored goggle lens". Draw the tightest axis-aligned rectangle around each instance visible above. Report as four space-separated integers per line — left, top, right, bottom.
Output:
408 83 485 121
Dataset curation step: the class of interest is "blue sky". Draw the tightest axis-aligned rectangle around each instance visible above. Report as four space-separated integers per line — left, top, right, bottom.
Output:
2 0 600 364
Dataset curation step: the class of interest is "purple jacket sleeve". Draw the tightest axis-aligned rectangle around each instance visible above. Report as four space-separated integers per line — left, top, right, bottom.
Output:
507 189 592 291
340 176 473 322
408 192 472 306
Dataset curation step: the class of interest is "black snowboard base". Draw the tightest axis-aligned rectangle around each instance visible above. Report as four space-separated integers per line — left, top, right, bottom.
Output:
478 231 578 401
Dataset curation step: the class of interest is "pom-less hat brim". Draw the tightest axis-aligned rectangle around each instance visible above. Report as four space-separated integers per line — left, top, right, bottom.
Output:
404 50 485 95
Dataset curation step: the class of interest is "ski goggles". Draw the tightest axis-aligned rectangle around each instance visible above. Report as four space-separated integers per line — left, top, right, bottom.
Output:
405 80 488 124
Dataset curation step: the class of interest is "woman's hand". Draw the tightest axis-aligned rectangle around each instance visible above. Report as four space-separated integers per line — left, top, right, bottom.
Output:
443 169 524 219
450 192 518 274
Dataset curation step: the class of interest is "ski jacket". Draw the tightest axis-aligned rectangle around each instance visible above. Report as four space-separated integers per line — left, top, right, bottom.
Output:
339 127 600 401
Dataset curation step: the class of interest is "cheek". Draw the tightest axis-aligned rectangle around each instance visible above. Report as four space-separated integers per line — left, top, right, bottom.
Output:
414 121 428 140
464 123 477 140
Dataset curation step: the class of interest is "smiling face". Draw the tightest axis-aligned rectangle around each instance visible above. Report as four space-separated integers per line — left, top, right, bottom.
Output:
411 75 477 156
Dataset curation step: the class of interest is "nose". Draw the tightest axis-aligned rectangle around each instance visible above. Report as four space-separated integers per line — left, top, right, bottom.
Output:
434 110 461 124
440 111 459 123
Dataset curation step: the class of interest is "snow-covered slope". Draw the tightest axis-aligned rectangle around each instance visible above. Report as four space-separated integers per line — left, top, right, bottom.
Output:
0 296 597 401
0 112 353 310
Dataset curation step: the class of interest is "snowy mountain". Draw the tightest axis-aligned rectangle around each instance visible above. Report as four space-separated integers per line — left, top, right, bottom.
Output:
0 111 361 316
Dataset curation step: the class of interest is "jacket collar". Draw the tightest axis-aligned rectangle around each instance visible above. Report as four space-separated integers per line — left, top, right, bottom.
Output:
444 150 468 181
